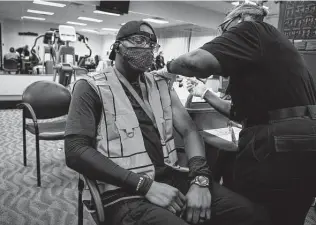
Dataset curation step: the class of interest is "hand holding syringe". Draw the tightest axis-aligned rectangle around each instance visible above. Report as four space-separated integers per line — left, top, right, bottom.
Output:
185 77 209 98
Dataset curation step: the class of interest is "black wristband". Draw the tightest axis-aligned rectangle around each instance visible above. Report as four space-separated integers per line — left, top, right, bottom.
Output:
188 156 213 182
137 177 153 196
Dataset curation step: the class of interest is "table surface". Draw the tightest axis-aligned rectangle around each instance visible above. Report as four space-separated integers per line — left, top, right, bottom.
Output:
200 127 239 152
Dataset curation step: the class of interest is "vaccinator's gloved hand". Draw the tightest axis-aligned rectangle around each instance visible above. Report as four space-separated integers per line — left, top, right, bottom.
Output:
186 79 208 98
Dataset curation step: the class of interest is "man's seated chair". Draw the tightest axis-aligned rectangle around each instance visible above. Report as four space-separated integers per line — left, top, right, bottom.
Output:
78 175 106 225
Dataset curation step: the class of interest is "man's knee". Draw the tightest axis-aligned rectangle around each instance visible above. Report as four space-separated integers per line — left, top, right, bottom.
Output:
229 201 270 225
249 204 271 225
111 199 189 225
139 204 190 225
211 183 270 225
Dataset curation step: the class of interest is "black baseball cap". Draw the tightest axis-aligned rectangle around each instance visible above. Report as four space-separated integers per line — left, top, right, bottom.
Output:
109 20 157 60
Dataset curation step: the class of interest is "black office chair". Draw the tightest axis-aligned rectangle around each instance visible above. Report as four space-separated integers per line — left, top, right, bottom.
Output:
17 80 71 187
3 58 19 74
78 175 106 225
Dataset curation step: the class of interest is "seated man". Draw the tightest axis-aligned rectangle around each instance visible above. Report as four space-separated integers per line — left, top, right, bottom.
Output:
4 47 19 61
16 45 30 57
64 20 270 225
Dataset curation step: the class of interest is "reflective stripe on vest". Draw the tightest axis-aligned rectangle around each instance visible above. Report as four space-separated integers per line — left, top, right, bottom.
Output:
143 73 178 165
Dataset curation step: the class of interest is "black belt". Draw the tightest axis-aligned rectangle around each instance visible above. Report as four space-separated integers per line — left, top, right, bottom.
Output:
243 105 316 128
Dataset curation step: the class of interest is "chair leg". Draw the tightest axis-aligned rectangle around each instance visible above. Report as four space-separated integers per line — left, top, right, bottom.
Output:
35 134 41 187
22 113 27 166
78 178 84 225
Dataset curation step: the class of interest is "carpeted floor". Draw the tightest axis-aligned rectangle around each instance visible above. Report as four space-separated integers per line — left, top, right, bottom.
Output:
0 109 94 225
0 109 316 225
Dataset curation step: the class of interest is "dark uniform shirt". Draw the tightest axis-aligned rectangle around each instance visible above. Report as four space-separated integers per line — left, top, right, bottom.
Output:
200 21 316 123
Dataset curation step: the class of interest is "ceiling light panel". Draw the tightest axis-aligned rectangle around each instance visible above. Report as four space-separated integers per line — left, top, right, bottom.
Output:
81 29 99 34
93 10 120 16
67 21 87 26
27 9 54 15
101 28 119 31
143 18 169 24
21 16 45 21
33 0 66 8
78 17 103 23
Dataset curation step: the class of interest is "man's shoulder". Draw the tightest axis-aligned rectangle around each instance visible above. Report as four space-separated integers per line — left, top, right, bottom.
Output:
229 21 257 32
86 67 114 81
72 79 94 93
235 21 276 32
72 68 115 94
71 79 102 106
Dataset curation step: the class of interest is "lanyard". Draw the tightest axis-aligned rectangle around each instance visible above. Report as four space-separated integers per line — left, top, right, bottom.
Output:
113 68 157 126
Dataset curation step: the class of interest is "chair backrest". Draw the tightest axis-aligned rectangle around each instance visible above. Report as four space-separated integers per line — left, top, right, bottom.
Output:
22 80 71 119
3 58 19 71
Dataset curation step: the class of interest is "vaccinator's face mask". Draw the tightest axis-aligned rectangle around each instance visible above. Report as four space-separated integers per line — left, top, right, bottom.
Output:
217 16 241 36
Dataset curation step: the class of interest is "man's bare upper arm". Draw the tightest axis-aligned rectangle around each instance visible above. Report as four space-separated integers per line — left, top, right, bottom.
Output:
170 49 222 78
170 88 198 137
190 49 222 76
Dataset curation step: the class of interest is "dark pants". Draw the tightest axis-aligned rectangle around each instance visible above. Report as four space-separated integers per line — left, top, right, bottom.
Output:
233 117 316 225
211 150 236 189
102 169 270 225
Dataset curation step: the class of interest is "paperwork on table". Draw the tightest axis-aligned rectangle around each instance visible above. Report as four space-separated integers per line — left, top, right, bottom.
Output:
204 127 242 143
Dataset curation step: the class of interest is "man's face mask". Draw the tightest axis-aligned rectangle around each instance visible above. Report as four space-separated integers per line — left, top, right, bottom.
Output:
118 35 160 72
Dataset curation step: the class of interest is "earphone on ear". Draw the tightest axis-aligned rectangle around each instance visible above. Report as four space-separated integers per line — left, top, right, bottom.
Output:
113 41 120 51
110 41 120 54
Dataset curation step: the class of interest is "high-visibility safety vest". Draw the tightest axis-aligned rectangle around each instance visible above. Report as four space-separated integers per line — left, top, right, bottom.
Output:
79 67 184 205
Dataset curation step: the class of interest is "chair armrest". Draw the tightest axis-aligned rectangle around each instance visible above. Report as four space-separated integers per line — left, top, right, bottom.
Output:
17 103 39 134
83 175 105 223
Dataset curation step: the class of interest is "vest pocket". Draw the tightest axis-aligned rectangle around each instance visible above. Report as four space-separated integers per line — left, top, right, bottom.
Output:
115 116 144 156
107 122 120 141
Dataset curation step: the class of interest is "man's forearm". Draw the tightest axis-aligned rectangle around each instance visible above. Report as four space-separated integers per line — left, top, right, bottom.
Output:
203 90 231 118
183 130 206 160
184 131 213 184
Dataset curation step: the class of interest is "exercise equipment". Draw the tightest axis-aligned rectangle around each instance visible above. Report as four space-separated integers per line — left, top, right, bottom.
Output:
53 25 91 86
30 25 92 86
30 31 54 75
